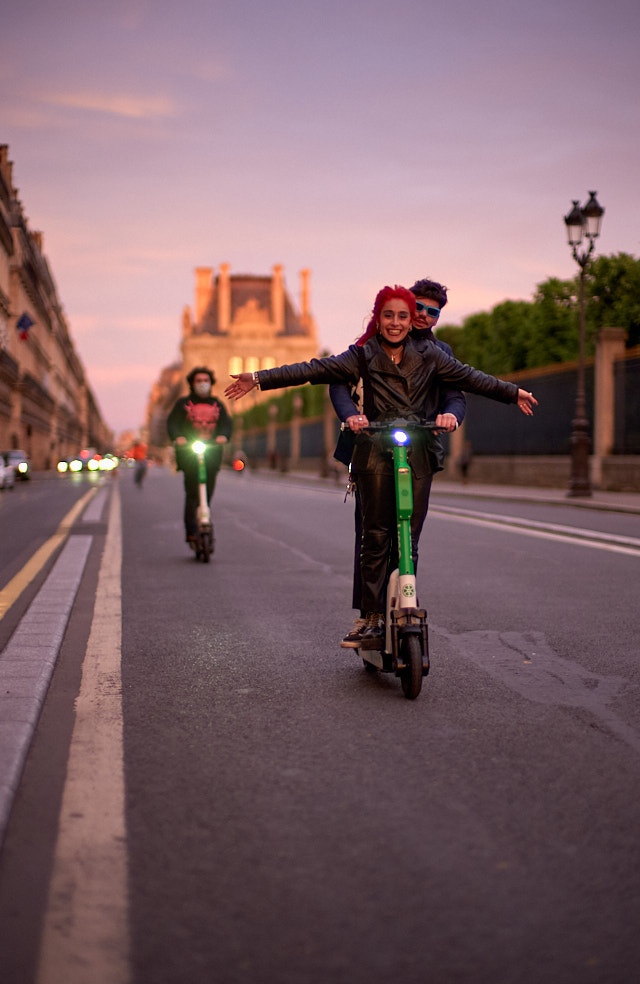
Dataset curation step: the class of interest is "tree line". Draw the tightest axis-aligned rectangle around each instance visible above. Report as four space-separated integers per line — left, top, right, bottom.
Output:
436 252 640 376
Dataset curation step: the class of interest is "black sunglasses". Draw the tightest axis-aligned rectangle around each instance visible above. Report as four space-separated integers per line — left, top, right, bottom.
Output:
416 302 440 317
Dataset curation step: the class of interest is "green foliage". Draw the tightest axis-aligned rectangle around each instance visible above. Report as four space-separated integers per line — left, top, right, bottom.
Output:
435 252 640 373
587 253 640 347
530 278 577 364
435 323 464 359
455 312 492 370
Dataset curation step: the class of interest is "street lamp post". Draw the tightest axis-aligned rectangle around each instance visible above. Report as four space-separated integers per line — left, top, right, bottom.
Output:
564 191 604 497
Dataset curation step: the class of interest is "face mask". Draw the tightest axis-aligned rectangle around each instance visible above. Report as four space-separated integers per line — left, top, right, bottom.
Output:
194 382 211 398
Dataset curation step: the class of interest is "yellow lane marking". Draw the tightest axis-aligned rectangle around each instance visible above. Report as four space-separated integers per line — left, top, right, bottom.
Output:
0 487 98 620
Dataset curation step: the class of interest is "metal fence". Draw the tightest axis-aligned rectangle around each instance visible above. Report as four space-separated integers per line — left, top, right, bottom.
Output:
463 366 594 456
614 356 640 454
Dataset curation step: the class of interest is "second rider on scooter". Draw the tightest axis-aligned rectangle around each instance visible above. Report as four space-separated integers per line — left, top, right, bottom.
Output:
167 367 232 553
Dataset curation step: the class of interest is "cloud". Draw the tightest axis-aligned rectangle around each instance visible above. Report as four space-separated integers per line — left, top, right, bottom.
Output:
42 90 177 119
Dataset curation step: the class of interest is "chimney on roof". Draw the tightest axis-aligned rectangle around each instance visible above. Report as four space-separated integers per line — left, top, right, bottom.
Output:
271 264 284 332
194 267 212 324
218 262 231 332
300 268 310 326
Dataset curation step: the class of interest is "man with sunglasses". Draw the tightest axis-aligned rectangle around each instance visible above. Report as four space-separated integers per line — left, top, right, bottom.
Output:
329 278 466 649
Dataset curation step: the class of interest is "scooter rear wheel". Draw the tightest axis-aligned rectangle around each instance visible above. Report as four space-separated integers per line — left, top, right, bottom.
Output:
400 635 423 700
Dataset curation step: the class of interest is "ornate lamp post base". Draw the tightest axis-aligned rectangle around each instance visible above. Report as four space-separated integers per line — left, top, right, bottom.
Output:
567 417 592 497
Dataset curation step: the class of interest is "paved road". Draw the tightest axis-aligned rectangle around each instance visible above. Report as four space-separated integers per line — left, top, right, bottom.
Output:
1 466 639 984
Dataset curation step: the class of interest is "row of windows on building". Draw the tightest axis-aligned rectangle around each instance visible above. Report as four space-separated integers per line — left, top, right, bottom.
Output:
228 356 277 375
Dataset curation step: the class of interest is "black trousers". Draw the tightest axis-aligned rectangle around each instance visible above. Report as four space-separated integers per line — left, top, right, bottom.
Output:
354 468 433 615
182 463 219 538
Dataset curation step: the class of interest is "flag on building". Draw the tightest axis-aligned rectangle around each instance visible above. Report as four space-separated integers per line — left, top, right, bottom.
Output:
17 312 35 339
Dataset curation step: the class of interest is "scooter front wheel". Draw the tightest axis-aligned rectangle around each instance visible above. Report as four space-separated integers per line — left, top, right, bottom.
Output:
196 526 214 563
399 635 423 700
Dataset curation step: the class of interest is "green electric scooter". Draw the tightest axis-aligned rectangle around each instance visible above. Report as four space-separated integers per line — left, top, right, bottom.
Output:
346 419 436 699
191 440 214 562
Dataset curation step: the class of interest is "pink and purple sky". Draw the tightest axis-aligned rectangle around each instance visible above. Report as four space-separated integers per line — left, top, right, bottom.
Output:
2 0 639 435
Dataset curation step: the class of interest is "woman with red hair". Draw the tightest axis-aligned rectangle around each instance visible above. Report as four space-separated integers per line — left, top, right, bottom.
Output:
226 286 537 647
354 284 417 346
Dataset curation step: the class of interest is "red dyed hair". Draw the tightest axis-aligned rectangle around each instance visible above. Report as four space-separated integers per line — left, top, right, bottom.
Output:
356 285 417 346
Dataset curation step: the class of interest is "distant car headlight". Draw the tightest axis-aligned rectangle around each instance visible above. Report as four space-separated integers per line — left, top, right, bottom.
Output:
87 458 99 471
18 462 28 473
57 460 69 473
69 459 83 472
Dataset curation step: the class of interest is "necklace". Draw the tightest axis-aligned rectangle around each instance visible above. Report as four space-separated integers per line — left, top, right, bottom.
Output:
387 347 403 364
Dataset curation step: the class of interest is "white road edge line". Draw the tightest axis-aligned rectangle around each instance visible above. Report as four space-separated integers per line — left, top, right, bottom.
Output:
37 483 130 984
431 509 640 557
431 504 640 549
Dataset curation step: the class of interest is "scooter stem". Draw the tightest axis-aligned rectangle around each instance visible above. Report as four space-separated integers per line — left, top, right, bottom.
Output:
196 448 211 525
393 444 414 577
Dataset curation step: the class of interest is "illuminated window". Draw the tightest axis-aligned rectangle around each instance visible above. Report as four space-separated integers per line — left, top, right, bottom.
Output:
262 356 276 370
229 356 243 376
245 356 260 374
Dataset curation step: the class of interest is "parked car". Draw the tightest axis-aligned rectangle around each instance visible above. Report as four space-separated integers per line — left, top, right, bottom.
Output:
1 449 30 480
0 453 16 489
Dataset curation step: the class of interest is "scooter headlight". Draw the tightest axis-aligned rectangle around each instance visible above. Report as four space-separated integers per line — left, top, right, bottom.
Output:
392 429 410 446
192 440 206 454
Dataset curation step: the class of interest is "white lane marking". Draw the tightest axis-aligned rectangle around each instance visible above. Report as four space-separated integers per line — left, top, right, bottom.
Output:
37 483 129 984
82 485 109 523
430 507 640 557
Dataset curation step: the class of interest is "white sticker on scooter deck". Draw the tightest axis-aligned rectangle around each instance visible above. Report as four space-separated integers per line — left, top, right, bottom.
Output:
399 575 416 605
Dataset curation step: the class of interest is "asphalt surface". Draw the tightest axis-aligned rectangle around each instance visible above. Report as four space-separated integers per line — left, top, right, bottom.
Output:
1 467 639 984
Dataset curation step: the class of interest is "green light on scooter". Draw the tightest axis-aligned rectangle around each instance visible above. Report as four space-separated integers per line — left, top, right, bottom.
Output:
392 429 410 446
192 441 206 454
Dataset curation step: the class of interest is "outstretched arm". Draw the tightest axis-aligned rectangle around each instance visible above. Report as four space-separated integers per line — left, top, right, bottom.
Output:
225 348 360 401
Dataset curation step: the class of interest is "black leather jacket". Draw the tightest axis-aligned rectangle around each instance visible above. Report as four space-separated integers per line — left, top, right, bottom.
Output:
257 336 519 477
329 331 467 469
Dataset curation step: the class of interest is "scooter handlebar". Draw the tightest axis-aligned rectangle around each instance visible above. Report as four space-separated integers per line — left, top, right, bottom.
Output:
340 419 440 432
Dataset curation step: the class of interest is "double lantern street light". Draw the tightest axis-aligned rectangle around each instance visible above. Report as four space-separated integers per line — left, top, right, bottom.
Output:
563 191 605 497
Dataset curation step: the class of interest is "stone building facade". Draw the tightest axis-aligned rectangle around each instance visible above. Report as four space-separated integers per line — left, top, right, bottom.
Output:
146 263 319 448
0 145 111 468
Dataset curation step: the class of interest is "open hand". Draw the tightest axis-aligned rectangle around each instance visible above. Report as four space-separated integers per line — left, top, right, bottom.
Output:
517 389 538 415
225 373 256 401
